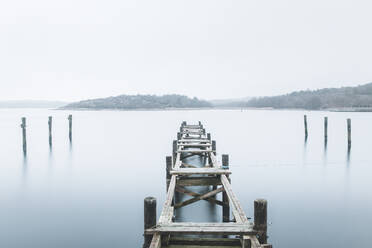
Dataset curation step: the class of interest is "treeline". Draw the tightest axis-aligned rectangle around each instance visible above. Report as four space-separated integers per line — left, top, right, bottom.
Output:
63 94 211 109
245 83 372 110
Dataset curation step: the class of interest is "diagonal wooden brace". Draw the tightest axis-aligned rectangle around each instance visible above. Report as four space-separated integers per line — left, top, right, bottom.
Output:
174 187 225 209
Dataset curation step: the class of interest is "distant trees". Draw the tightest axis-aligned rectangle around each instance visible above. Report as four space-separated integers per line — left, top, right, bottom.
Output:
63 94 212 109
245 83 372 110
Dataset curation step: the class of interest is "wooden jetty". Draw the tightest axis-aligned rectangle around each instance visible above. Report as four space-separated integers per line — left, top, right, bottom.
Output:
144 122 271 248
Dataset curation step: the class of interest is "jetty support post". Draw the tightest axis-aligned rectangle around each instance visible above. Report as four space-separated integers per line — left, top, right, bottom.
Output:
21 117 27 155
222 154 230 222
68 115 72 141
166 156 172 191
324 117 328 144
173 140 177 164
48 116 52 147
304 115 308 139
347 118 351 148
254 199 268 244
143 197 157 248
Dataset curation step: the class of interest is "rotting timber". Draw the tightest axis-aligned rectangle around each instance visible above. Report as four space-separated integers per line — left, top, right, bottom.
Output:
143 122 272 248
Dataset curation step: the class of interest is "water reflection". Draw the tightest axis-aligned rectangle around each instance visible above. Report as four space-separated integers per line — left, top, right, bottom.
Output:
346 146 351 167
22 154 28 184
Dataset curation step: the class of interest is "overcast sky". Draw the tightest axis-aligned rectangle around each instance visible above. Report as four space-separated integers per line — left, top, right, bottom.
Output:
0 0 372 101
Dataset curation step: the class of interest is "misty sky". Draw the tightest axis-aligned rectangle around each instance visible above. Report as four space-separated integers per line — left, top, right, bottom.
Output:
1 0 372 101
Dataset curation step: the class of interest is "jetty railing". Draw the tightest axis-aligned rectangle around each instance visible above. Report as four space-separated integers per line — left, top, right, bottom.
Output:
143 122 271 248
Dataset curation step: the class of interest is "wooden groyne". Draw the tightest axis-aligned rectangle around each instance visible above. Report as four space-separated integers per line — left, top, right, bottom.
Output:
143 122 271 248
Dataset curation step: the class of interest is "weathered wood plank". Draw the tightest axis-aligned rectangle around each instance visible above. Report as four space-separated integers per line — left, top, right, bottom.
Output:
177 177 221 186
177 149 212 153
171 168 231 175
146 223 255 235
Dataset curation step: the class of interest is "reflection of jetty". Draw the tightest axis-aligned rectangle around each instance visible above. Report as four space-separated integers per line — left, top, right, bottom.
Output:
143 122 271 248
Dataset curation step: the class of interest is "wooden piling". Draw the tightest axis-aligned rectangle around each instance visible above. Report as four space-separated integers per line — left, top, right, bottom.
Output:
222 154 230 222
173 140 177 164
324 117 328 144
166 156 172 191
254 199 268 244
304 115 308 138
48 116 52 147
347 118 351 147
212 140 216 155
68 115 72 141
21 117 27 155
143 197 157 248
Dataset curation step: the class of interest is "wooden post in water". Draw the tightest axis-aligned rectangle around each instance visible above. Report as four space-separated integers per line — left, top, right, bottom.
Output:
304 115 308 139
173 140 177 164
48 116 52 147
21 117 27 155
347 118 351 148
324 117 328 144
222 154 230 222
166 156 172 191
68 115 72 141
254 199 268 244
143 197 157 248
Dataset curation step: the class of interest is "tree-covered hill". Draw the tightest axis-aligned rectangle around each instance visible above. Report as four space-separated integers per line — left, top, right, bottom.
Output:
62 94 211 109
246 83 372 110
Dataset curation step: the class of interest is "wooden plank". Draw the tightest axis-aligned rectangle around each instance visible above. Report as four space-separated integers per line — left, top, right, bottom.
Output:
177 177 221 186
174 187 224 209
169 236 241 246
178 144 211 148
171 168 231 175
149 234 161 248
221 175 248 224
146 223 255 235
177 149 212 153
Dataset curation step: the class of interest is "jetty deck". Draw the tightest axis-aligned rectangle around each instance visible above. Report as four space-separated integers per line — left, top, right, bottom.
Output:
143 122 271 248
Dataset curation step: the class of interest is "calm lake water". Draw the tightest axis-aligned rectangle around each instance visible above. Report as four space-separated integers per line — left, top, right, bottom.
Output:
0 108 371 248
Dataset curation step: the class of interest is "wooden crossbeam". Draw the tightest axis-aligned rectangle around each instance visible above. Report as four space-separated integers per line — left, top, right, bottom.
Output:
178 144 211 148
174 187 224 209
177 176 221 186
146 222 255 235
171 168 231 175
177 149 212 153
175 186 227 207
178 139 210 143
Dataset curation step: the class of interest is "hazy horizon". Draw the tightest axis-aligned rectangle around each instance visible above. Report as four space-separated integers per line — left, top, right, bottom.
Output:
1 0 372 101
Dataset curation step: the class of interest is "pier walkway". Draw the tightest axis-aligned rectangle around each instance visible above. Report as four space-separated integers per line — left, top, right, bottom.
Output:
143 122 271 248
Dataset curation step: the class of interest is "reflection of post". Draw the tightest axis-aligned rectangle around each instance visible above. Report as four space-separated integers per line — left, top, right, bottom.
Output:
304 115 308 139
48 116 52 147
347 118 351 148
324 117 328 144
68 115 72 142
21 117 27 155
